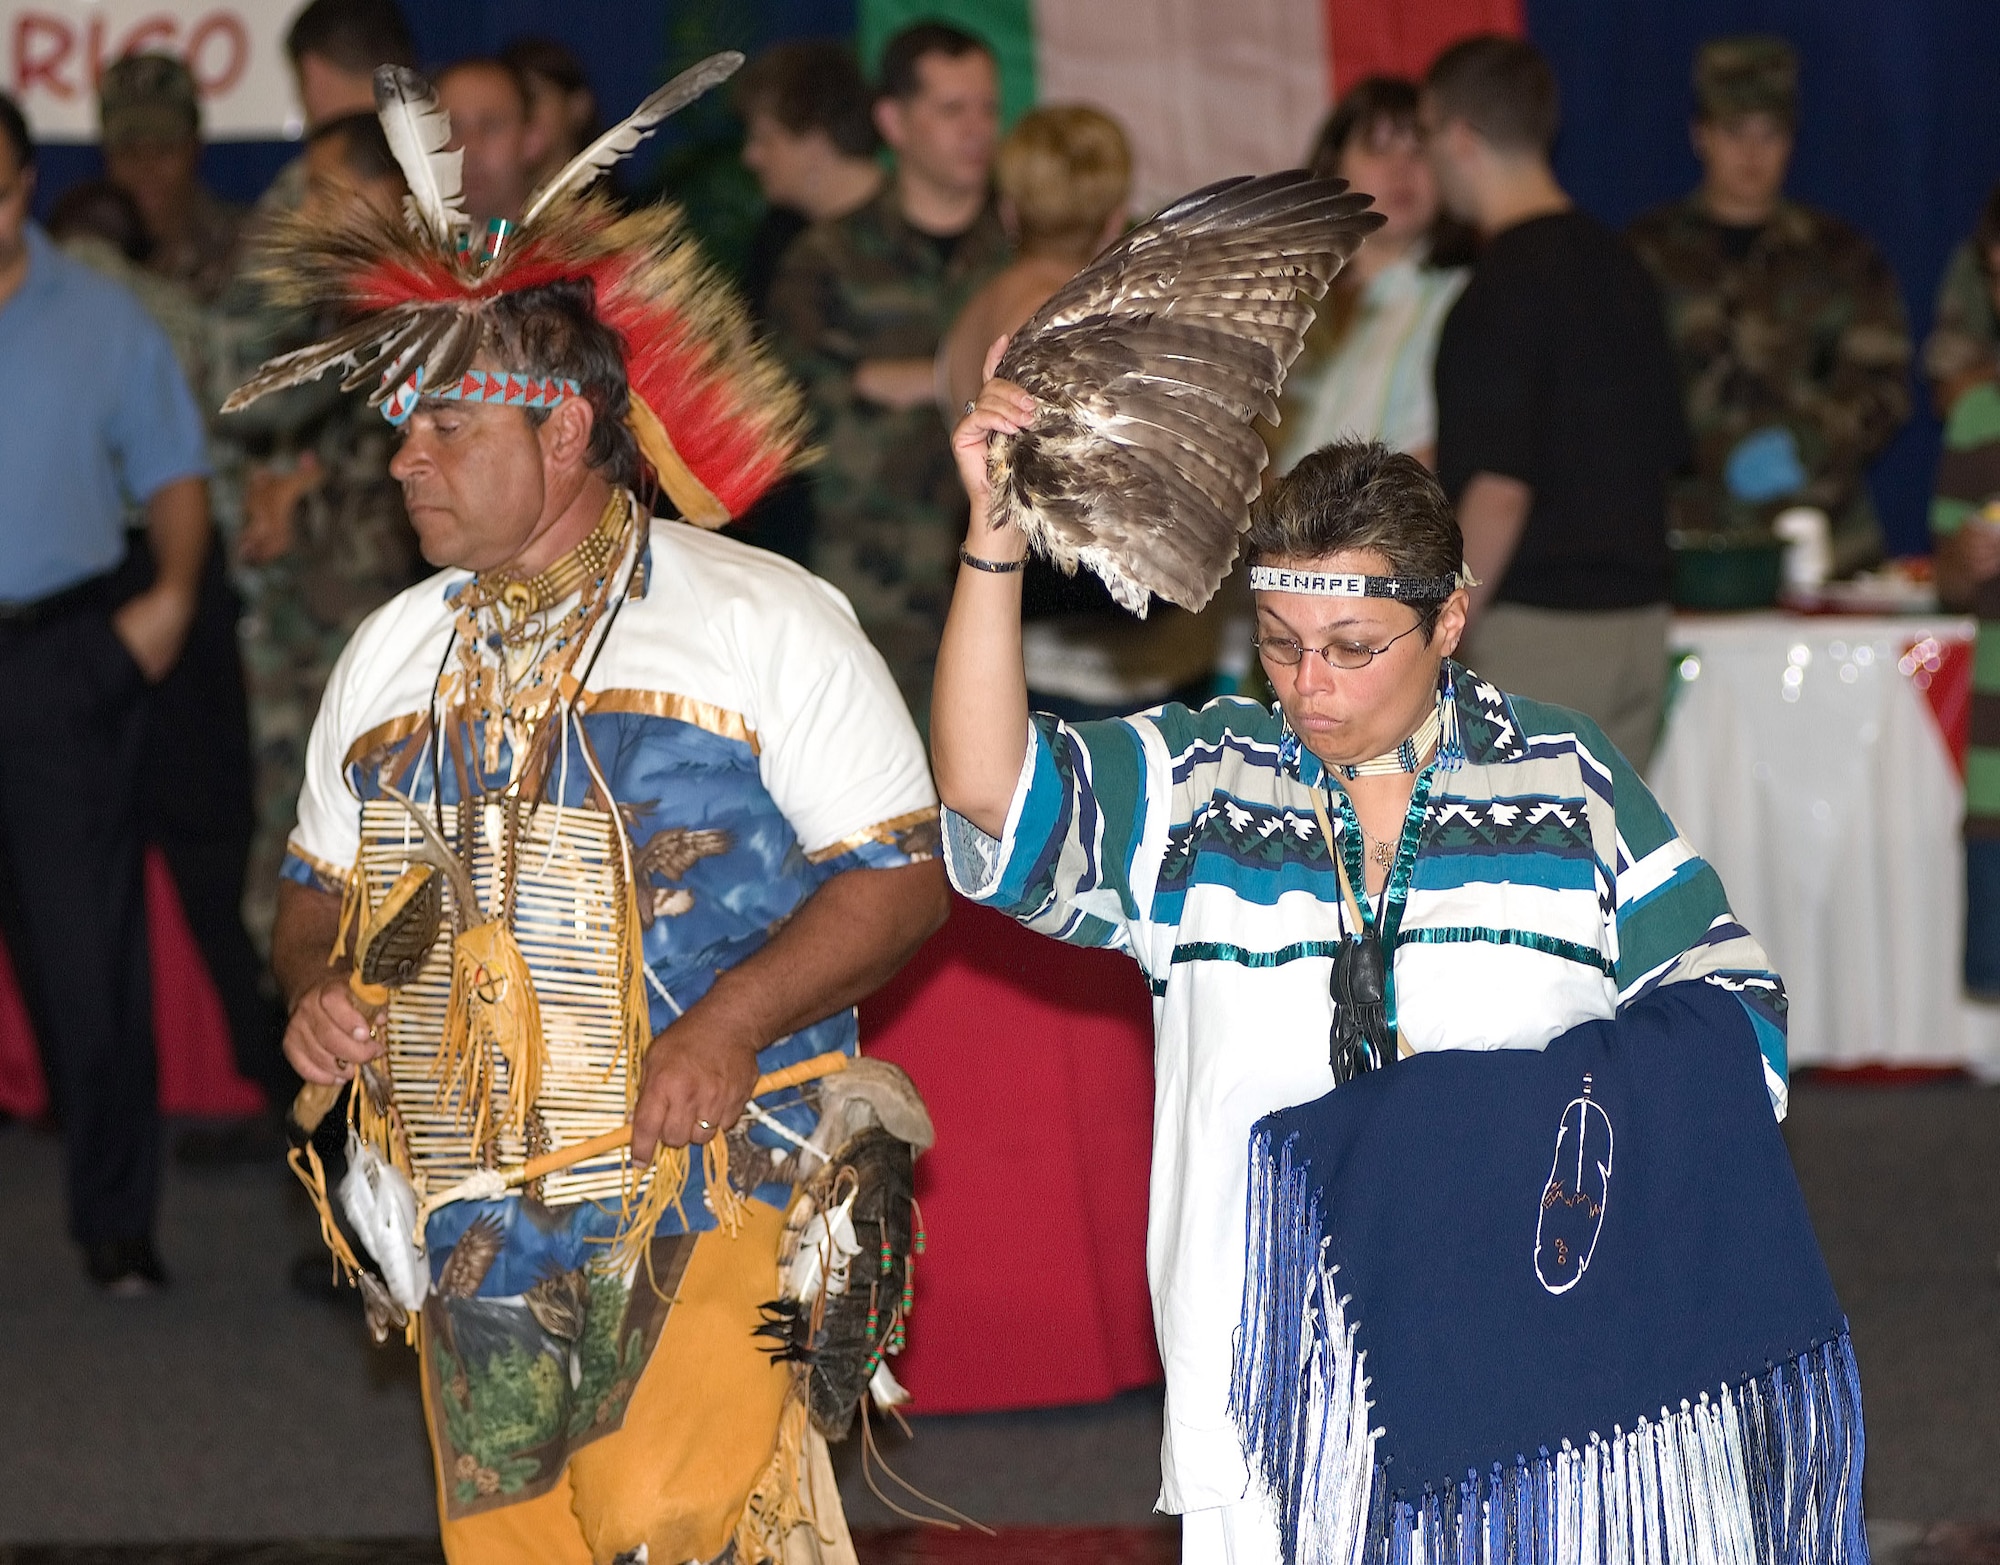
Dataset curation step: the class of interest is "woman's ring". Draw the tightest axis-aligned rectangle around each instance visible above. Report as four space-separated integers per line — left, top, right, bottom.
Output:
696 1118 714 1132
962 399 975 417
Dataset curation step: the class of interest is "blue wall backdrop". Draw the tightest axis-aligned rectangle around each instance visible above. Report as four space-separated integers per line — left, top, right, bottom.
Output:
26 0 2000 553
1531 0 2000 555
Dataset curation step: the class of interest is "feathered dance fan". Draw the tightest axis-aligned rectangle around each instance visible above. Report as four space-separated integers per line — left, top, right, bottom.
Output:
223 54 804 527
986 170 1384 614
756 1061 936 1439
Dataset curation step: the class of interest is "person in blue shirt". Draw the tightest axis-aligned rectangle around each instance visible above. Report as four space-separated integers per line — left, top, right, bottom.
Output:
0 93 211 1293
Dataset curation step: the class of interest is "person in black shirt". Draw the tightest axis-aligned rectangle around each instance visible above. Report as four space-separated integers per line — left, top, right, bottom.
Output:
1423 36 1689 768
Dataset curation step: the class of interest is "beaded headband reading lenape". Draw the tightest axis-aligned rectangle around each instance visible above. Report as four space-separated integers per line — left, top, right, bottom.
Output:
1246 565 1476 599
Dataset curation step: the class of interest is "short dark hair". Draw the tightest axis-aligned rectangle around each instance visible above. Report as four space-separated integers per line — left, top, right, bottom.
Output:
878 21 992 103
285 0 417 73
306 111 402 185
501 36 589 96
735 41 878 159
436 57 532 120
480 278 640 489
1309 75 1420 176
1247 441 1463 636
0 91 33 173
47 180 149 261
1425 35 1559 156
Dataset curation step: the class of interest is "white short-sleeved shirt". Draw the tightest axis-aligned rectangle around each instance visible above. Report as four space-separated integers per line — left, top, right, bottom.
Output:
284 513 938 1103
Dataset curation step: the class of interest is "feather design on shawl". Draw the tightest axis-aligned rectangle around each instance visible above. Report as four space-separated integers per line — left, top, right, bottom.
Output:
987 170 1384 614
222 55 804 526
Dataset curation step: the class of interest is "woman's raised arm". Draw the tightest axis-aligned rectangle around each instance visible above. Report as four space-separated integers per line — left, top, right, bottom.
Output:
931 339 1038 837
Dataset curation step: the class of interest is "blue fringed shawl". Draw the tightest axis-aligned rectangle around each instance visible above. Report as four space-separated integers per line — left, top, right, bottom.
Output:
1231 980 1866 1565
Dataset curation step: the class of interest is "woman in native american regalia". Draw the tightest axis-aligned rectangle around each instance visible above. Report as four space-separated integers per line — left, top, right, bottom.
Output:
928 172 1858 1565
228 58 948 1565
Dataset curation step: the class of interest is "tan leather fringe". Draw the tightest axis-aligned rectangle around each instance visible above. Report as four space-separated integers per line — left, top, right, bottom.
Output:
437 921 547 1146
703 1135 749 1236
332 858 370 964
288 1142 362 1281
733 1392 813 1563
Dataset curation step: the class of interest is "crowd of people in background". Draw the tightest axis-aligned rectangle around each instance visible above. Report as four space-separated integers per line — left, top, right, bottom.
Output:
0 0 1996 1292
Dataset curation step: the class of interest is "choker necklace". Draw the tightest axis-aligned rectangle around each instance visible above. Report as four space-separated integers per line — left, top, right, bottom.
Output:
468 491 631 619
1336 702 1442 781
1329 666 1467 781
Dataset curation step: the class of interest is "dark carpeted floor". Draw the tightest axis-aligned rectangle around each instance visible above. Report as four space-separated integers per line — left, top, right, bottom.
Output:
1783 1077 2000 1525
0 1073 1995 1552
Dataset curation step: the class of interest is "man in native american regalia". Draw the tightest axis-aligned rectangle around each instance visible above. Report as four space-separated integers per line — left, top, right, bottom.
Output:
227 58 948 1565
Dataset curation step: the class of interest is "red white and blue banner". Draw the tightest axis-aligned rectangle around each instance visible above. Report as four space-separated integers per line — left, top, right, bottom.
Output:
0 0 303 141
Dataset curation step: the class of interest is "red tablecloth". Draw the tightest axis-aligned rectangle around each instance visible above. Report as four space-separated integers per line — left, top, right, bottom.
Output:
861 899 1162 1413
0 883 1162 1414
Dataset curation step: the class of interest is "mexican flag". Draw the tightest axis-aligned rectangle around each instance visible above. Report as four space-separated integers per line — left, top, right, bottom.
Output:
858 0 1522 213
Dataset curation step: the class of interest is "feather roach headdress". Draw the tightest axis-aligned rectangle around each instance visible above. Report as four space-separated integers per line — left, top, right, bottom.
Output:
223 54 803 527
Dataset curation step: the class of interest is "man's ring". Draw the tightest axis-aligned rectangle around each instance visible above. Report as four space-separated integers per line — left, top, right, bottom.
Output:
962 399 975 417
696 1118 714 1132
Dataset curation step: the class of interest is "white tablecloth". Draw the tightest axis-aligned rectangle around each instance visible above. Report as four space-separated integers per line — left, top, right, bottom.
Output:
1650 613 2000 1074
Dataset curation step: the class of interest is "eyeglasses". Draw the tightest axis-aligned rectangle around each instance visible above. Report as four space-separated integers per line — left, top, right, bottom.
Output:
1253 621 1423 670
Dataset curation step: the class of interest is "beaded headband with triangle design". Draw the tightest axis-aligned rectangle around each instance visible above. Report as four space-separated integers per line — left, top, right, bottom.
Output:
221 54 804 529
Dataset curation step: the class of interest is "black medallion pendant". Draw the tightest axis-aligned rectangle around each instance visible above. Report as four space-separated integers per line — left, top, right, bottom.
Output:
1328 932 1394 1085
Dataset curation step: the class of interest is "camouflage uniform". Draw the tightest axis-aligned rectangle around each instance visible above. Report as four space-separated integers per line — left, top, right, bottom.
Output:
98 55 245 306
766 187 1009 725
1626 37 1911 574
211 159 424 947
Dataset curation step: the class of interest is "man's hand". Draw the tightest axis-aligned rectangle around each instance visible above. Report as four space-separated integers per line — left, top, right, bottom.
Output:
111 581 198 682
630 1007 762 1163
1455 471 1532 623
239 453 324 566
854 356 940 411
283 974 383 1086
121 472 208 682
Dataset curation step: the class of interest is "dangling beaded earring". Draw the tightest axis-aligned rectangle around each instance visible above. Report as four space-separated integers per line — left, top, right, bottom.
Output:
1437 664 1466 773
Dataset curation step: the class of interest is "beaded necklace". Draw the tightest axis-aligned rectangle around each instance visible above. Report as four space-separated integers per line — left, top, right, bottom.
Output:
1332 664 1466 781
445 491 635 778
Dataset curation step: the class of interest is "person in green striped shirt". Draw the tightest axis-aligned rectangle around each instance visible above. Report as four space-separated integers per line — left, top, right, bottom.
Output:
1930 345 2000 993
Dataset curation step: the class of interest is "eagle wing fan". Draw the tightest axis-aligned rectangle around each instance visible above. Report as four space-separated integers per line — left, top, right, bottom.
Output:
988 171 1383 614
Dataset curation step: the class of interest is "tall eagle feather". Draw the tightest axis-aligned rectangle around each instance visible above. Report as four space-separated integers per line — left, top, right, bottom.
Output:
373 66 467 243
521 51 744 228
